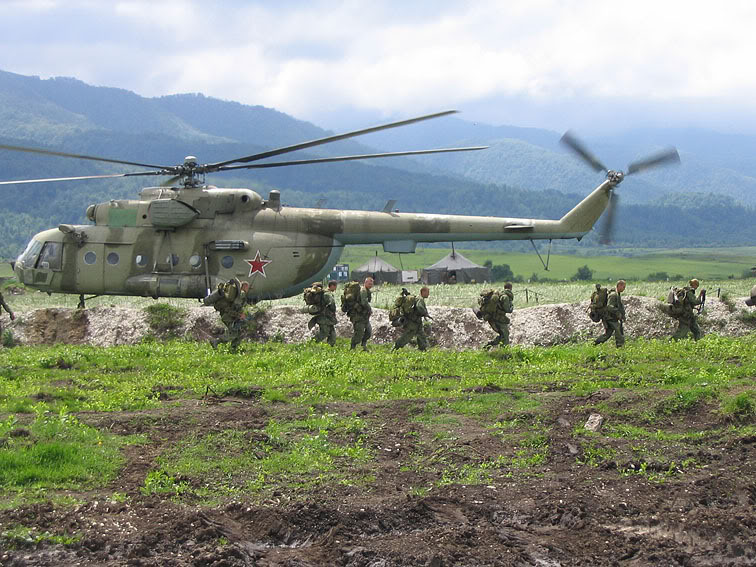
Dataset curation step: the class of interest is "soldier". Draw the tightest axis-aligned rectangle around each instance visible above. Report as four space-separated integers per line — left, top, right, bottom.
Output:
204 278 249 352
308 281 337 346
393 286 431 351
481 282 514 348
0 289 15 337
594 279 626 347
671 278 704 340
346 277 373 351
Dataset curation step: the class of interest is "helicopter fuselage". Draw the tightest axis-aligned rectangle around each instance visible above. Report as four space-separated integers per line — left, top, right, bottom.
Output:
13 181 612 301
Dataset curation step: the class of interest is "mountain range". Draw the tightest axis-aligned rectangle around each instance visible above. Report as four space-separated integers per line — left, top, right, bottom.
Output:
0 69 754 259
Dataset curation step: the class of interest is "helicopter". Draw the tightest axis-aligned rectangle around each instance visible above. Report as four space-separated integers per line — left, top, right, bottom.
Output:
2 110 680 303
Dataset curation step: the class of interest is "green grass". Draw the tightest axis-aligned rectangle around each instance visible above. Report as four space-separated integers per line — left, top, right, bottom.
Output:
150 411 372 503
2 336 755 414
2 333 756 505
0 411 127 496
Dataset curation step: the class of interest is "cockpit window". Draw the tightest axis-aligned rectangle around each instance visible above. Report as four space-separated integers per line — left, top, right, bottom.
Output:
17 239 43 268
37 242 62 271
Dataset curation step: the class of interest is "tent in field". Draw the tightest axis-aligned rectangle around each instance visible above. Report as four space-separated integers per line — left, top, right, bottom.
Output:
351 256 402 285
421 251 491 284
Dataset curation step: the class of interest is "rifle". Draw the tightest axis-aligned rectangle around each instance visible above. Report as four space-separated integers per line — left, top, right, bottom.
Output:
697 289 707 314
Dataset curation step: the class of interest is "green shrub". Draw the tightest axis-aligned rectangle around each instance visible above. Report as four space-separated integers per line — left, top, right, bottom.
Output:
144 303 186 337
721 391 756 421
2 330 14 348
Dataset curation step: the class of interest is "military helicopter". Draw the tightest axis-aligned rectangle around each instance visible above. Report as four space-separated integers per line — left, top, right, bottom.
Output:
2 110 679 303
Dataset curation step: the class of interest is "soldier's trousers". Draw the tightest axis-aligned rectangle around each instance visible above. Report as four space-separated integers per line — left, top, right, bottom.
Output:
672 317 702 341
350 317 372 348
315 323 336 346
394 322 428 351
595 319 624 347
486 320 510 347
218 319 244 351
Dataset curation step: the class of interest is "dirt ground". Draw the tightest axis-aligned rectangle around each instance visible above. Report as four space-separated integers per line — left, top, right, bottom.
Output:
2 298 756 565
2 394 755 566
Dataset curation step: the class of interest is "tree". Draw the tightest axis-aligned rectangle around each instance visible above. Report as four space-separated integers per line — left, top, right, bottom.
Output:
491 264 514 282
572 265 593 281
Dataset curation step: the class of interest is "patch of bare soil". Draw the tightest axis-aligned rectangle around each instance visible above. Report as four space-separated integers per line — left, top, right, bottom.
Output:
7 295 756 348
2 395 755 566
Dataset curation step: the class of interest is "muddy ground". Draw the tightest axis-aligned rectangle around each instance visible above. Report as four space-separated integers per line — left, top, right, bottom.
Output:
2 393 755 566
2 298 756 565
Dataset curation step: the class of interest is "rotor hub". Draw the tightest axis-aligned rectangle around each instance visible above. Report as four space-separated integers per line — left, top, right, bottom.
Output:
607 170 624 184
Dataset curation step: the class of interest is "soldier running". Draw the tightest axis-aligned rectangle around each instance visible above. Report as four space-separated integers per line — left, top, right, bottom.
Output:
306 281 337 346
670 278 704 340
347 277 373 351
204 278 249 352
393 286 431 351
594 279 626 347
482 282 514 348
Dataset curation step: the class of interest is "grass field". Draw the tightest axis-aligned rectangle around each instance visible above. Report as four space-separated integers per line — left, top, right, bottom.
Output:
340 245 756 281
1 336 755 507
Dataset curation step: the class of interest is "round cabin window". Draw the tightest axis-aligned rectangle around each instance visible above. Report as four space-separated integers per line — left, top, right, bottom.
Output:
83 251 97 265
189 254 202 268
221 255 234 269
107 252 119 265
135 255 148 267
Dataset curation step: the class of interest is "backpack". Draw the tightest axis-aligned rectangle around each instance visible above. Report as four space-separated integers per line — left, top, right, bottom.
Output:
590 286 608 312
667 287 687 317
389 293 416 322
303 285 324 306
668 287 687 305
478 289 501 316
588 285 608 322
341 281 361 313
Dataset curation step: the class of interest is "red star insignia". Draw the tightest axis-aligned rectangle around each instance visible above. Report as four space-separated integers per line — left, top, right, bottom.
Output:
245 250 272 277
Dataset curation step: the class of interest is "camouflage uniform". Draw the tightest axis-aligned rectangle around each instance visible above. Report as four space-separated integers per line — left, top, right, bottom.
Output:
394 296 429 351
485 289 514 347
348 287 372 350
594 288 626 347
0 290 15 337
313 291 337 346
205 281 248 352
672 286 703 341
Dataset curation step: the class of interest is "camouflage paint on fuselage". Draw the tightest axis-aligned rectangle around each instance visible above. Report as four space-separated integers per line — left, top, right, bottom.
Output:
14 181 612 300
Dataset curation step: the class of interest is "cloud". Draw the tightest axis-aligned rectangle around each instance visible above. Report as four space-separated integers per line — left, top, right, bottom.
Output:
2 0 756 132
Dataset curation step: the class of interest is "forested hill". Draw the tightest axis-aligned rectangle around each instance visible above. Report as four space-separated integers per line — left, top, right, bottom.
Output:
0 69 754 259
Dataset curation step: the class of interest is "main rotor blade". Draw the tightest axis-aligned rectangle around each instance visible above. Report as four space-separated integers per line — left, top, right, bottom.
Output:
626 148 680 175
216 146 488 171
205 110 460 170
0 143 170 170
0 171 165 186
599 192 618 245
560 131 607 173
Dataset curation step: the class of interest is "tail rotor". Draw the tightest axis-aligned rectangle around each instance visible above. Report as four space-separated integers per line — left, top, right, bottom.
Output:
560 131 680 244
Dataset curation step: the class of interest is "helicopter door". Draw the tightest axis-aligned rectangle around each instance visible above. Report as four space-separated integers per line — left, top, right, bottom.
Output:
76 243 105 294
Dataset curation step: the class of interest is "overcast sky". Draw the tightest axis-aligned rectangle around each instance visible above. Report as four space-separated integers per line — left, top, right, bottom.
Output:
3 0 756 134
